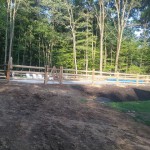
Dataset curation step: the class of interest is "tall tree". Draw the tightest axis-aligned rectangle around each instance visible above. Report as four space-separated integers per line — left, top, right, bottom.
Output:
95 0 107 72
64 0 78 74
6 0 23 62
113 0 141 72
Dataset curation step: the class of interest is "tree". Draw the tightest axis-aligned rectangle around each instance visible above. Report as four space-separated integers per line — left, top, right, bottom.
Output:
0 0 149 74
113 0 141 72
94 0 107 72
63 0 78 74
5 0 24 63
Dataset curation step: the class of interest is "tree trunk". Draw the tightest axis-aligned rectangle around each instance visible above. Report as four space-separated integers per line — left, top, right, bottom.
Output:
66 1 77 74
98 0 105 73
38 37 41 67
114 0 137 72
85 14 89 76
73 31 77 74
104 41 107 70
50 44 53 67
100 30 104 72
22 38 26 66
8 0 16 61
111 47 113 66
17 49 20 65
92 33 94 68
115 28 123 72
4 0 10 64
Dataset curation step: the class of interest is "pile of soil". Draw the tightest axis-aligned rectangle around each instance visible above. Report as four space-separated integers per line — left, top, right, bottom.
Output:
71 84 150 102
0 83 150 150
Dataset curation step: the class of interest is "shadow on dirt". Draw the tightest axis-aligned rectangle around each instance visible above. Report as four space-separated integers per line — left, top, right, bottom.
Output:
133 88 150 101
71 85 150 102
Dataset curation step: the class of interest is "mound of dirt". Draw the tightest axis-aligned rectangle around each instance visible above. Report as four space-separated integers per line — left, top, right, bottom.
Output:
0 83 150 150
71 84 150 102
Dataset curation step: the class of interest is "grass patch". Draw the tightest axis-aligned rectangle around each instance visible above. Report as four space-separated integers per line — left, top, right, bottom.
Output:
80 98 88 103
108 101 150 126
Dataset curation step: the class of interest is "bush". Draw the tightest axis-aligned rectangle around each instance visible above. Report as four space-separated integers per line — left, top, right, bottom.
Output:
127 65 142 74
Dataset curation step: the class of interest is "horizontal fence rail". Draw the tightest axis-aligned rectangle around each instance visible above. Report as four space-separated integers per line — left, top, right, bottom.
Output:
0 65 6 81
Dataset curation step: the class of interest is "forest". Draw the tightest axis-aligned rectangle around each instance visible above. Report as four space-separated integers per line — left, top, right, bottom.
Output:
0 0 150 74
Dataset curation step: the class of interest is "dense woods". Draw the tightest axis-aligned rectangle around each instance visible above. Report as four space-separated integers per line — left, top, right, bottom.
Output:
0 0 150 73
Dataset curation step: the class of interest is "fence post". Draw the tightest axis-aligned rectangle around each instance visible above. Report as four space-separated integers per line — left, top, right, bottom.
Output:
6 57 13 82
44 65 48 85
6 63 10 82
136 74 139 86
146 75 149 84
59 66 63 84
116 72 119 85
92 69 95 85
75 67 78 79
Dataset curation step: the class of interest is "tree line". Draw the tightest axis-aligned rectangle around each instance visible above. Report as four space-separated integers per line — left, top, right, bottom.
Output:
0 0 150 74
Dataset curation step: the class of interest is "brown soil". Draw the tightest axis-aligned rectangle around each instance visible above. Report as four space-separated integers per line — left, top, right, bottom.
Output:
0 83 150 150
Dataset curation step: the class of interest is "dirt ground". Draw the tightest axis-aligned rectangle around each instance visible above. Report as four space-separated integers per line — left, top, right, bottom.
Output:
0 83 150 150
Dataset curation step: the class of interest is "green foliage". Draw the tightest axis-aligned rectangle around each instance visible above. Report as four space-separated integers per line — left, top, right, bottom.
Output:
103 64 115 72
0 0 149 74
80 98 88 103
127 65 142 74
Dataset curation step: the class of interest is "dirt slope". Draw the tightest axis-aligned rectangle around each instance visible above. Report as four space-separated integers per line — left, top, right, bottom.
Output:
0 83 150 150
71 84 150 101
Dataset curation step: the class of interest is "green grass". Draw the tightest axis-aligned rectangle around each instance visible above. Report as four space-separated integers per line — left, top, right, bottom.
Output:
80 98 88 103
108 101 150 126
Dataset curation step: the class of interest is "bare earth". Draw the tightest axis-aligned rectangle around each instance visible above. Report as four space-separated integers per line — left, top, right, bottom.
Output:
0 83 150 150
